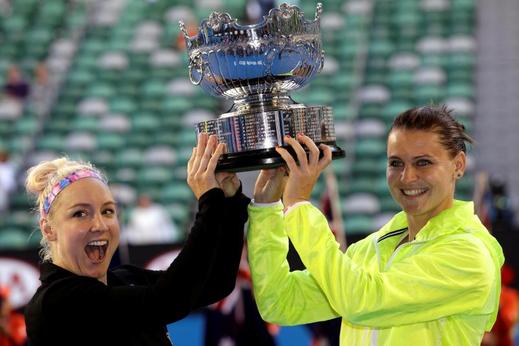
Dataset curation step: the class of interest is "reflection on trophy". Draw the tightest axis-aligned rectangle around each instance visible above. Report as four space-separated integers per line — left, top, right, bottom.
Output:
180 3 345 172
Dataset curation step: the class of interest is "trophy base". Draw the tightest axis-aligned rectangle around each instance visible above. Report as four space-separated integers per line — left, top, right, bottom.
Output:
215 142 345 172
196 102 346 172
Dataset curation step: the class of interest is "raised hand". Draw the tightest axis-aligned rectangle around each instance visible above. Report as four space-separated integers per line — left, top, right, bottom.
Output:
187 133 225 199
253 167 288 203
275 134 332 208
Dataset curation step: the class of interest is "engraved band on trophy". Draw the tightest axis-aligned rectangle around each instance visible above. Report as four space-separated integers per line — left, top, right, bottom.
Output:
180 3 345 172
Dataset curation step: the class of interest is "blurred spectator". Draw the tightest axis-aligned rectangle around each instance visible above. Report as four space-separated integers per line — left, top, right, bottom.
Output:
0 0 11 15
204 247 276 346
474 172 515 231
124 194 181 244
0 149 16 213
488 177 515 230
31 62 50 116
306 320 340 346
0 287 26 346
482 264 519 346
3 66 30 101
0 65 29 120
31 62 49 105
33 63 49 89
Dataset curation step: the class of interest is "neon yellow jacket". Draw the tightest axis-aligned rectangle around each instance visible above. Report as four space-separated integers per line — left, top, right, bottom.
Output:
247 200 504 345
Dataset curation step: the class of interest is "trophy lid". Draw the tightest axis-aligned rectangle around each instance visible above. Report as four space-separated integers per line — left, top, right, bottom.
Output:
180 3 322 50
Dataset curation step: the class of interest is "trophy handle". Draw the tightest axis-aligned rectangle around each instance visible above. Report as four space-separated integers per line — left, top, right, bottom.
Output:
179 20 189 39
188 52 205 85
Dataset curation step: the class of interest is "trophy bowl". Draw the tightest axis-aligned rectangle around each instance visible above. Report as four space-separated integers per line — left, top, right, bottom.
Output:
180 3 345 172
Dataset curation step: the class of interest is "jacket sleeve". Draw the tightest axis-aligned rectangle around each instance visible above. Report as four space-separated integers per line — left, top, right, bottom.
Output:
285 203 497 328
247 202 339 325
193 187 250 308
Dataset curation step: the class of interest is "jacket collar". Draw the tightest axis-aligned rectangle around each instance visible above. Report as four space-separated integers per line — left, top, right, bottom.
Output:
39 262 73 284
39 262 118 285
376 200 476 242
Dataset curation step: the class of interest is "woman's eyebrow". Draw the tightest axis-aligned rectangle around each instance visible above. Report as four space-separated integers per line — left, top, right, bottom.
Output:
67 201 116 210
67 203 91 210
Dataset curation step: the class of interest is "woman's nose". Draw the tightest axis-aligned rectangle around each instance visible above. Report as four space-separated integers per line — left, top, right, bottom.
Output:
401 166 418 183
91 213 108 232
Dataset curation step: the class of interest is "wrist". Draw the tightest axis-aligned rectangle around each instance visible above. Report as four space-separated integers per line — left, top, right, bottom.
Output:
283 197 309 208
253 197 279 204
251 199 282 207
283 200 311 214
253 191 282 203
223 182 242 198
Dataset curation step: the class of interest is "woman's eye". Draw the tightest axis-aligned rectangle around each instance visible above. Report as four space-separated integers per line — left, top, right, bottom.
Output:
388 160 403 168
103 208 116 216
416 159 432 167
72 210 86 218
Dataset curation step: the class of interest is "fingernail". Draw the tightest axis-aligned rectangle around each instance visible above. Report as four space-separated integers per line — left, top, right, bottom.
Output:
285 134 291 138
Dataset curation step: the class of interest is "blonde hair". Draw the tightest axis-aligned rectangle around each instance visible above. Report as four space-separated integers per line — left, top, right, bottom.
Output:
25 157 106 262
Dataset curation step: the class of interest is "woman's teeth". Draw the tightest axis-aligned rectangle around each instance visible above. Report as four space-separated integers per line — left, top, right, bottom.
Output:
88 240 107 246
402 188 427 196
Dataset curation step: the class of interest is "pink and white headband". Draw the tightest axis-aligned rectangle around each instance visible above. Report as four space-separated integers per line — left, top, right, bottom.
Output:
40 169 106 218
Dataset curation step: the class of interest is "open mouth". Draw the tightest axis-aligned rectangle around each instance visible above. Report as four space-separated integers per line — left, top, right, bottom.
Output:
85 240 108 262
401 188 428 197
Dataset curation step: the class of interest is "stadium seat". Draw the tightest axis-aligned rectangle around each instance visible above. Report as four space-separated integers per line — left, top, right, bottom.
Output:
0 229 29 250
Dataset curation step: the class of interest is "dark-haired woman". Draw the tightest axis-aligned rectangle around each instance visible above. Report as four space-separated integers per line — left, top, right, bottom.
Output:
247 105 504 345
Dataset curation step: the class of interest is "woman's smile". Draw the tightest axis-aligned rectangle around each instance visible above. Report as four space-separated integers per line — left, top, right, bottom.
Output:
400 187 429 197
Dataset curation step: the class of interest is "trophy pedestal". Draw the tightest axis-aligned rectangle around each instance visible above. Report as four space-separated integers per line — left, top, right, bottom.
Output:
196 101 345 172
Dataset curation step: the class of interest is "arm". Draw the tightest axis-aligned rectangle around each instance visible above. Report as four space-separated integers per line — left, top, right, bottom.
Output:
247 201 339 325
193 186 250 307
116 191 250 308
285 203 496 327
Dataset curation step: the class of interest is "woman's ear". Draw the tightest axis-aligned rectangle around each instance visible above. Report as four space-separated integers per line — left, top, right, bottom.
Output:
454 151 467 178
40 218 56 241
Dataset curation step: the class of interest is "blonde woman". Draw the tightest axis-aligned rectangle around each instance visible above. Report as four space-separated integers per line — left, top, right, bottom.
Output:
24 134 250 346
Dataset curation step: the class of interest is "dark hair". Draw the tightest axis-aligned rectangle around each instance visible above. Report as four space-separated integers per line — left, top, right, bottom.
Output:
389 105 474 158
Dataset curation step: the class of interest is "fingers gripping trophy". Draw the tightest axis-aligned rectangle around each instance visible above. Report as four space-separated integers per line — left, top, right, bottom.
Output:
180 3 345 172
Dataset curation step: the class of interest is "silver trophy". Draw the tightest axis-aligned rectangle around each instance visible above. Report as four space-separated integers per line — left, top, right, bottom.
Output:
180 3 345 172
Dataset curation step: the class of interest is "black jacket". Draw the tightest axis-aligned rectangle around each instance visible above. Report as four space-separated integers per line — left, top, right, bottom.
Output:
25 188 250 346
